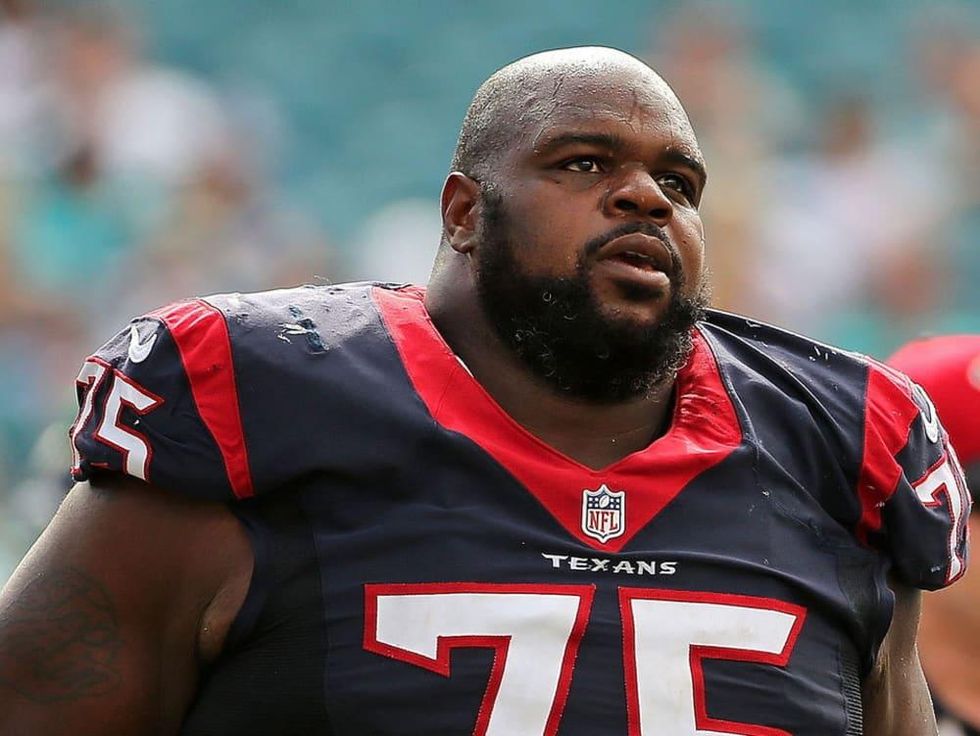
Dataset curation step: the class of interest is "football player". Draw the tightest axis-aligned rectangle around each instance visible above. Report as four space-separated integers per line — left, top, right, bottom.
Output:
888 336 980 736
0 47 969 735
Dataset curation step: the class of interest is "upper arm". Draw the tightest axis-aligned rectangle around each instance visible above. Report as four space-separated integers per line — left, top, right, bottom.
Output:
863 581 938 736
0 476 252 736
0 300 257 734
857 363 972 734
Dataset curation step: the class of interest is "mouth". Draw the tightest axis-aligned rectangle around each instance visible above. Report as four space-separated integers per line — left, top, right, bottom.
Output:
598 233 672 271
594 232 674 284
612 250 661 272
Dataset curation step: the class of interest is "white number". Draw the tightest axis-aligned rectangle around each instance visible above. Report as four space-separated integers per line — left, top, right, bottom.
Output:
364 584 593 736
621 589 805 735
913 452 970 583
365 585 804 736
71 359 163 481
70 360 109 473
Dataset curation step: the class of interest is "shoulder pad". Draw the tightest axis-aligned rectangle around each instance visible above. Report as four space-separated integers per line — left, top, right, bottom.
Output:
70 298 252 502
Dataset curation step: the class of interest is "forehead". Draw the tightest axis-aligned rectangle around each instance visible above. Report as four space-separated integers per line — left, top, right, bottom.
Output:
520 70 700 158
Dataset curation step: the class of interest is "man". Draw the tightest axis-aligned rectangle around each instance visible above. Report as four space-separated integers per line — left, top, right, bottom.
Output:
888 336 980 736
0 47 969 735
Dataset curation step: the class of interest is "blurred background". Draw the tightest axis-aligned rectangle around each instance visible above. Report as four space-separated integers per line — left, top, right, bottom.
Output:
0 0 978 580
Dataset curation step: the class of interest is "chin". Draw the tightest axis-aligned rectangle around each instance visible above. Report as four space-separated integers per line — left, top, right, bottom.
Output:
594 284 672 325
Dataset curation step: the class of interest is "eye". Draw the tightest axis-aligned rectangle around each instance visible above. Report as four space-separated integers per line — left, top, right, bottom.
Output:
658 173 696 202
562 156 604 174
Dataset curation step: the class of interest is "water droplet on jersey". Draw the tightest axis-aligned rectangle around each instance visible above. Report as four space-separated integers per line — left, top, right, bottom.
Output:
278 317 328 354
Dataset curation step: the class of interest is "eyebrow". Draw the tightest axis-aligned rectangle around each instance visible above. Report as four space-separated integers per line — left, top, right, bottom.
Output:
534 132 626 156
534 131 707 186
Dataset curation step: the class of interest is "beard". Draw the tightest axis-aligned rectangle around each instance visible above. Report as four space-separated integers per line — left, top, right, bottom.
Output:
473 192 709 404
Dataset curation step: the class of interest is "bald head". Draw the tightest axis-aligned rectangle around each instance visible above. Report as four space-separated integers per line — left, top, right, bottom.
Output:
450 46 692 183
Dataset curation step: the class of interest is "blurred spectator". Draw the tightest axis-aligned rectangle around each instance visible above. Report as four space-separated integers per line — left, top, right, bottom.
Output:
888 335 980 735
110 142 333 326
747 94 949 345
49 4 229 187
0 144 134 472
0 0 54 177
938 42 980 318
898 13 980 321
348 198 442 285
9 144 146 301
0 1 333 512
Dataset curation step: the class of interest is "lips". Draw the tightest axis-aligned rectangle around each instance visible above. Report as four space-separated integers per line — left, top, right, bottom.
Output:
596 232 673 276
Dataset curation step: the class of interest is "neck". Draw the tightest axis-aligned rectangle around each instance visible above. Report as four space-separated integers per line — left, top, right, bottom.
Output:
425 266 676 469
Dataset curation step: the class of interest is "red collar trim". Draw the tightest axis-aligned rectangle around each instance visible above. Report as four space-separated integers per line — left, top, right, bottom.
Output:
374 285 742 552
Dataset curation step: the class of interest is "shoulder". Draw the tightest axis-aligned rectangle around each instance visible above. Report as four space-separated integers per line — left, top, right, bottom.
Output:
89 282 390 392
700 310 945 453
698 311 970 591
177 281 386 348
697 310 934 424
69 282 402 502
695 309 877 439
698 309 872 390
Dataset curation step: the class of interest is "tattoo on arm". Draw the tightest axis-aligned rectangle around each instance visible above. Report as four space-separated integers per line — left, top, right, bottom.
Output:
0 567 121 702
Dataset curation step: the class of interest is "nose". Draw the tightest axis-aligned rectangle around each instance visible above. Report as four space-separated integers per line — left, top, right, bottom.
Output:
604 168 673 224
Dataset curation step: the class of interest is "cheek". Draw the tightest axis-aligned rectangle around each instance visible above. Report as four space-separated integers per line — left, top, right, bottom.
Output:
524 233 583 275
505 193 593 274
676 217 707 284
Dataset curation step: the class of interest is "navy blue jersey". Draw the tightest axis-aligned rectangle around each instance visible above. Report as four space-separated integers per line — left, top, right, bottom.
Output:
70 283 970 735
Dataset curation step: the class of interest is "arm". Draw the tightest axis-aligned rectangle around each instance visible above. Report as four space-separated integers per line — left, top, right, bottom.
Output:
863 580 938 736
0 475 252 736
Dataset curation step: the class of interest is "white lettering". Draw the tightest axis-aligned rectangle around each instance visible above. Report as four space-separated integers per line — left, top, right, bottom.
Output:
539 552 679 577
541 554 566 569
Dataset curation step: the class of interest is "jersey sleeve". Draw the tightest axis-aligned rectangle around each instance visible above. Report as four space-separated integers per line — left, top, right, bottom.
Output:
856 360 971 590
69 299 253 502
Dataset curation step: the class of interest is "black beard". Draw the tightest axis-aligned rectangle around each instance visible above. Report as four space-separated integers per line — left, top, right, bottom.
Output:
473 193 708 404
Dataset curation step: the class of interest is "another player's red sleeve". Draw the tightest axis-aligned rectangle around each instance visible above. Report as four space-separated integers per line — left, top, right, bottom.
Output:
856 361 971 589
69 299 254 502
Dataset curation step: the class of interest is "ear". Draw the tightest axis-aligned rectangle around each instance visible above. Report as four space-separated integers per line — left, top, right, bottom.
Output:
441 172 481 254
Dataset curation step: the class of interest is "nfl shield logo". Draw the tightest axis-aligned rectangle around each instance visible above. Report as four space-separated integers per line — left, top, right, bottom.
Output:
582 485 626 543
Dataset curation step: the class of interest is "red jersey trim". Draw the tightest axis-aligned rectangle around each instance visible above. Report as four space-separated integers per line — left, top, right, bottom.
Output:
855 361 921 543
150 299 254 499
373 285 742 552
